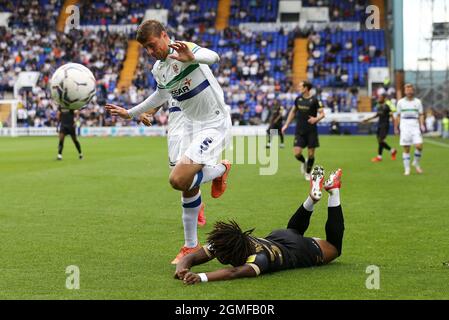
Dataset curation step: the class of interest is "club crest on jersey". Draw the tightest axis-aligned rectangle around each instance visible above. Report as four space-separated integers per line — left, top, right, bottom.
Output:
172 64 179 74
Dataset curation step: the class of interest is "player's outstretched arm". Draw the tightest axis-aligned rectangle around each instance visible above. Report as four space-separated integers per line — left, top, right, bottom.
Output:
362 114 378 123
419 113 426 132
282 107 296 134
394 115 400 135
174 247 214 280
168 41 219 65
139 106 163 126
126 89 170 119
182 265 257 285
309 107 325 125
105 104 131 119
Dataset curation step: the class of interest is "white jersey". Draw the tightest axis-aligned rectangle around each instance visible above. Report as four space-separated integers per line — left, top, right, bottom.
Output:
167 99 184 137
151 41 229 123
129 41 232 165
396 97 423 129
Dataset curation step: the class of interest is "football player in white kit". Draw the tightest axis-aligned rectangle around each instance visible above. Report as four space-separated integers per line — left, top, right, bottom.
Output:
106 20 232 264
140 100 206 228
394 84 426 175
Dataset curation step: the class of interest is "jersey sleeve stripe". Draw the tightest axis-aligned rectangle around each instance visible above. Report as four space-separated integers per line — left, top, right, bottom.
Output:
246 263 261 276
191 46 201 54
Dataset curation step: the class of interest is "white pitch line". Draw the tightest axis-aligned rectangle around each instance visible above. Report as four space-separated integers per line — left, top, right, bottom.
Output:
425 139 449 148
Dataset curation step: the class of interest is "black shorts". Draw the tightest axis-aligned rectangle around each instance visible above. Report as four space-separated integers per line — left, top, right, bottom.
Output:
294 131 319 148
60 125 76 136
377 125 389 140
267 123 282 134
267 229 324 268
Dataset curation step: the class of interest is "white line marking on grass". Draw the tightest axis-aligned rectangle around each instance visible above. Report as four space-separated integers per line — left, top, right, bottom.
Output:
425 139 449 148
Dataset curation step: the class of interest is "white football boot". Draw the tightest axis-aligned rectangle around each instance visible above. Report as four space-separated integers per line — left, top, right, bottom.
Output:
309 165 325 201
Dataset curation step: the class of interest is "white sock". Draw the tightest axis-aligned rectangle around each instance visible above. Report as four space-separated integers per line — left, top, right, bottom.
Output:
402 153 410 171
303 196 315 212
189 164 226 190
182 191 201 248
413 150 422 167
328 188 341 207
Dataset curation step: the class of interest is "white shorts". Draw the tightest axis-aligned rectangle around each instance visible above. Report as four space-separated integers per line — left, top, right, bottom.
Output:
181 117 232 166
167 134 184 169
400 126 423 146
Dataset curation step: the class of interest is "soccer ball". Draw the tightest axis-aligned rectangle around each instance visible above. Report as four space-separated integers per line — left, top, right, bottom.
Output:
50 63 96 110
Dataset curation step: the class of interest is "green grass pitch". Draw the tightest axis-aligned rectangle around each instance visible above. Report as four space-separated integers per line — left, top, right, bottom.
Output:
1 135 449 299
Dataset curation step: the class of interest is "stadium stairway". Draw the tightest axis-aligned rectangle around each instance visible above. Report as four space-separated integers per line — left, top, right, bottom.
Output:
292 38 308 87
215 0 231 31
0 103 11 125
370 0 386 29
56 0 80 32
117 40 140 91
358 96 372 112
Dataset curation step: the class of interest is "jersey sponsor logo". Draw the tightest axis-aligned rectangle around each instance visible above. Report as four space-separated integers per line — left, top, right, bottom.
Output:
184 78 192 86
296 105 310 111
199 137 214 154
171 86 190 97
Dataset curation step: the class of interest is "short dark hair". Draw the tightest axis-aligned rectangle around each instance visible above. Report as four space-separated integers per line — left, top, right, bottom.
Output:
404 83 414 89
207 220 255 267
136 20 167 44
301 81 313 91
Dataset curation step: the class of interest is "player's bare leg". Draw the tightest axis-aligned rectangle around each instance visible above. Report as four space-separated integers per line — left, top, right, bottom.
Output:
402 145 411 175
170 155 230 264
169 164 205 226
412 144 423 174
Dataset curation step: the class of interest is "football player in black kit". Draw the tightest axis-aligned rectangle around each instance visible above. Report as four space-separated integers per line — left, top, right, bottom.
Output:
282 81 325 181
266 100 285 149
56 107 83 160
362 93 397 162
174 166 344 285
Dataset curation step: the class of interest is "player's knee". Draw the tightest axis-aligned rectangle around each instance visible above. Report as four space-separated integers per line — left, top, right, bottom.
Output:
169 174 188 191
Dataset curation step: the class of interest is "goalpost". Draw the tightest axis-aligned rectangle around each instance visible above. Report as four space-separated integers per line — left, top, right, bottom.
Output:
0 99 21 137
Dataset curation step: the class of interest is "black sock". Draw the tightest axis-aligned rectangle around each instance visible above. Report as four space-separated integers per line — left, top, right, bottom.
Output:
306 157 315 173
287 205 312 236
74 140 82 154
295 154 305 163
58 141 64 154
280 132 284 143
325 205 345 256
71 135 82 154
378 143 384 156
382 142 391 151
